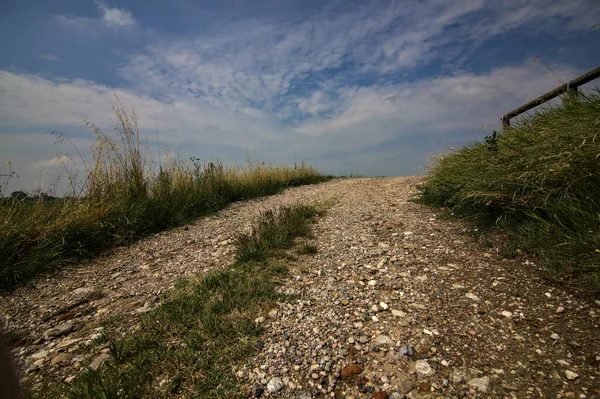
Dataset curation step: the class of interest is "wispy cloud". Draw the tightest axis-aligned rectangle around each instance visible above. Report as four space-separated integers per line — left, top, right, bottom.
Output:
118 0 598 125
38 54 60 62
55 1 136 33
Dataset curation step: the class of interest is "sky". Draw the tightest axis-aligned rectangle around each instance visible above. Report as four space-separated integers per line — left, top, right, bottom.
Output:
1 0 599 194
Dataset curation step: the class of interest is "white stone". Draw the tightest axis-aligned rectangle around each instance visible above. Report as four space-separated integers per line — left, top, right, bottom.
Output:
565 370 579 380
465 293 481 302
468 376 490 392
391 309 406 317
415 360 435 377
374 335 395 346
267 377 284 393
379 301 389 310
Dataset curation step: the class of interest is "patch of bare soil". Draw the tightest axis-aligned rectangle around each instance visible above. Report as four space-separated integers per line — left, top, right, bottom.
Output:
1 177 599 398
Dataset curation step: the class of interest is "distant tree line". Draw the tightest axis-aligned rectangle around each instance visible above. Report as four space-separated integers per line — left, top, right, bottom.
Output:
1 191 58 203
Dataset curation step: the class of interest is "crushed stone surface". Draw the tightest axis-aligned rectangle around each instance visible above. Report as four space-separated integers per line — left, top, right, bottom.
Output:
1 177 599 398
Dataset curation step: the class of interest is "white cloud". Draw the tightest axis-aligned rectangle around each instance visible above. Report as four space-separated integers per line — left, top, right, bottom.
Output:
55 2 136 33
55 14 95 32
38 53 60 62
97 2 136 28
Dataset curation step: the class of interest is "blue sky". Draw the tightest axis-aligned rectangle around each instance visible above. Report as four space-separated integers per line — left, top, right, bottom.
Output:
1 0 599 193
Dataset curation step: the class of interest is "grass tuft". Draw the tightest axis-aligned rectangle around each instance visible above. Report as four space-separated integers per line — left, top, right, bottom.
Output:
297 243 318 255
417 89 600 288
0 99 330 289
234 204 324 263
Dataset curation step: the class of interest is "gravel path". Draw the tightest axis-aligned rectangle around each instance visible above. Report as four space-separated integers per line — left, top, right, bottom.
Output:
1 177 599 398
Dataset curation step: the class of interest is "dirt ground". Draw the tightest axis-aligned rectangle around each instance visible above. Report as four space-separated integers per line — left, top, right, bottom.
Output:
1 177 599 398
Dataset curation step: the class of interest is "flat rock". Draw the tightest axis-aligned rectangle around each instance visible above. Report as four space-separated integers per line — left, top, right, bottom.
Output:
73 287 94 295
50 352 73 366
56 338 83 349
465 293 481 302
31 350 49 360
501 384 520 391
89 353 111 371
44 322 74 340
468 376 490 392
374 335 395 346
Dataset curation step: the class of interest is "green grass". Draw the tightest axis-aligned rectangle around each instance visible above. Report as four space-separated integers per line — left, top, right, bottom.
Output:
34 203 325 399
296 243 318 255
417 89 600 288
0 100 330 289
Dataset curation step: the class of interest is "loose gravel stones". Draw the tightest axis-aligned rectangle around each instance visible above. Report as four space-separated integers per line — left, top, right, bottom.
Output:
2 177 600 398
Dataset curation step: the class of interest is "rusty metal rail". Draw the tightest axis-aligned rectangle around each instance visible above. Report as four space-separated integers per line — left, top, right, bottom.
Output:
501 66 600 129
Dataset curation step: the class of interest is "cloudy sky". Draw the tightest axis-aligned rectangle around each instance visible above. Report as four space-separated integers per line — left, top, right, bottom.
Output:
1 0 599 193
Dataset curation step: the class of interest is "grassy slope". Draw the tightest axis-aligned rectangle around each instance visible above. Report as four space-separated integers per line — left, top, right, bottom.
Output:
0 102 330 289
35 203 326 399
418 89 600 287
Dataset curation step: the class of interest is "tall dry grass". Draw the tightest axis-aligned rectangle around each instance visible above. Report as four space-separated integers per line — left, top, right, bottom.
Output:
0 100 329 289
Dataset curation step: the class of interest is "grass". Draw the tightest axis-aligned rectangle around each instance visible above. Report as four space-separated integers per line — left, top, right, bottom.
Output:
0 99 330 289
417 89 600 288
296 243 318 255
35 202 325 399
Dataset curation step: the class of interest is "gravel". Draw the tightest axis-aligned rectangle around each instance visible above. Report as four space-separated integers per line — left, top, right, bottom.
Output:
2 177 600 398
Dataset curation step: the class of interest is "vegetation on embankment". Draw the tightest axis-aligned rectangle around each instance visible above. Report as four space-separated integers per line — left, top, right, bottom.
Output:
418 89 600 288
0 101 329 289
36 202 325 399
